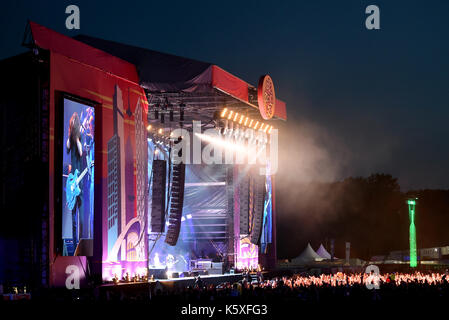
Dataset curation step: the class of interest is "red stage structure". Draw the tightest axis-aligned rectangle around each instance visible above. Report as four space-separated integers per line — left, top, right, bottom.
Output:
0 22 286 288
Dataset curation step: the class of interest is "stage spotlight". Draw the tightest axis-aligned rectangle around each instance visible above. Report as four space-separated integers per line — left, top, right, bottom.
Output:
234 127 240 139
195 133 246 152
264 125 269 133
181 216 186 222
239 115 244 124
254 121 260 130
257 133 263 144
169 110 174 122
228 110 234 120
147 124 152 131
158 128 163 134
253 135 259 145
268 125 273 134
233 112 239 122
228 121 234 136
221 108 227 118
221 119 228 135
245 128 252 139
186 214 192 219
260 124 265 131
249 119 254 127
244 117 249 126
240 129 246 140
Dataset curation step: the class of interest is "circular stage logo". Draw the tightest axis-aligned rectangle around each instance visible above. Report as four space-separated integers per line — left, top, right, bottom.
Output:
257 75 276 120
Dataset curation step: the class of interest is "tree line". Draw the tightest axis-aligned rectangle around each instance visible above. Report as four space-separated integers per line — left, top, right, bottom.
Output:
277 173 449 260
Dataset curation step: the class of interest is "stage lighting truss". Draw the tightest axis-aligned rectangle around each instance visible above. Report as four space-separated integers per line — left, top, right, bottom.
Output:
147 125 172 149
215 108 272 146
148 99 186 124
147 125 186 153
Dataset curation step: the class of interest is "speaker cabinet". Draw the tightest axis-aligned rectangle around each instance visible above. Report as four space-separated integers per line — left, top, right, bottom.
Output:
165 163 186 246
249 173 266 245
151 160 167 233
239 173 250 235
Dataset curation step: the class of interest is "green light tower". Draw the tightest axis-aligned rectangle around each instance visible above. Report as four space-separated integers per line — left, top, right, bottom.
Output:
407 199 417 267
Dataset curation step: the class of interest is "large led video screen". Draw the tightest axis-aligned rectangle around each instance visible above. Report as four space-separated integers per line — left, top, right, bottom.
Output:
62 98 95 256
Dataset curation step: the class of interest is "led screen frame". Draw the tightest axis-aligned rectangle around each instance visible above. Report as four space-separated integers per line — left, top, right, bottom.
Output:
55 92 98 257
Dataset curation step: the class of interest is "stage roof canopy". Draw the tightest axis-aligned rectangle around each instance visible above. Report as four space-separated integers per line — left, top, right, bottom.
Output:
26 21 286 121
74 34 287 120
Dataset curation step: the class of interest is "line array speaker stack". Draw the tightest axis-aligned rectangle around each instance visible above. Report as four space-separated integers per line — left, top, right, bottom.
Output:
226 165 235 266
165 163 186 246
249 172 266 245
239 172 250 235
150 159 166 233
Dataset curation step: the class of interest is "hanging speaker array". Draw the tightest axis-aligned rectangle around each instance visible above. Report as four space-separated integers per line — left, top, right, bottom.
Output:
165 163 186 246
249 172 266 245
150 160 166 233
239 172 250 235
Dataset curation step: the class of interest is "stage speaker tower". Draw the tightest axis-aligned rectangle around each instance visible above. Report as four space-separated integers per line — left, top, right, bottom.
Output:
151 159 167 233
165 163 186 246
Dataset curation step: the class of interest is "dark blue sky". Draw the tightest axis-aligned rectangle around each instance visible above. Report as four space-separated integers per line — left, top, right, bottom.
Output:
1 0 448 190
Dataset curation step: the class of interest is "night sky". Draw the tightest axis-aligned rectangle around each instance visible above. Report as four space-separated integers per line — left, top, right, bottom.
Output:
1 0 448 190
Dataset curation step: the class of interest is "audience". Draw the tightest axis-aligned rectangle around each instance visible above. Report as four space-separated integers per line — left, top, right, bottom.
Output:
4 271 448 305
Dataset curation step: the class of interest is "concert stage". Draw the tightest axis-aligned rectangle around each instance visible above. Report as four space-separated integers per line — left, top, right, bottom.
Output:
0 21 286 289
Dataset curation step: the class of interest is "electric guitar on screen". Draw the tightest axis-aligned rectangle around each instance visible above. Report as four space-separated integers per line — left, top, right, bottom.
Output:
66 161 94 210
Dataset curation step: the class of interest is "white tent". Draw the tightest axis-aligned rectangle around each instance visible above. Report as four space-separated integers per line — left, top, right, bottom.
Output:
316 244 332 259
291 243 324 264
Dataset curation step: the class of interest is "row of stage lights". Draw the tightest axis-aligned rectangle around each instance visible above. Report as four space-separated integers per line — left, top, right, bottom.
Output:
146 106 274 149
219 108 274 134
216 108 274 145
146 125 173 148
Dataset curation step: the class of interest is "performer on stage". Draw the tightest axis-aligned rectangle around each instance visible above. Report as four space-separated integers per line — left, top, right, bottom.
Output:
65 105 95 255
66 112 88 253
80 107 94 238
67 112 84 252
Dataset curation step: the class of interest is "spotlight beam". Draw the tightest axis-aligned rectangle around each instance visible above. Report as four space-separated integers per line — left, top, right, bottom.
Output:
195 133 246 152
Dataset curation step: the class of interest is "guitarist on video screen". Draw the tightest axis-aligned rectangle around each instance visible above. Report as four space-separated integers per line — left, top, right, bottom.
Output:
66 112 85 251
